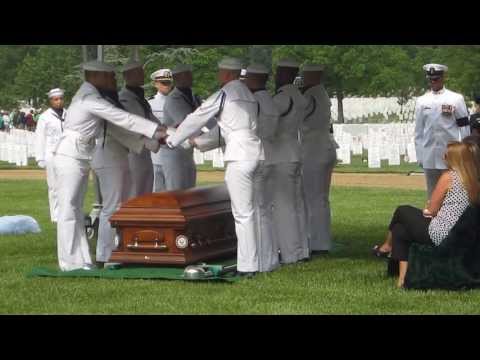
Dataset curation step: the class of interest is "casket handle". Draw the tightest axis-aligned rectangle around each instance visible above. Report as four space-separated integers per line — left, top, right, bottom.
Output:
127 242 168 251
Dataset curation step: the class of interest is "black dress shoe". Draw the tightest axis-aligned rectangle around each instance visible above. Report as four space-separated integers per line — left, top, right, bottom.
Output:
236 271 257 278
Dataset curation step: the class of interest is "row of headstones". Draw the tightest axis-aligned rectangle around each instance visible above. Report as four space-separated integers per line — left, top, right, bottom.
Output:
330 97 417 122
0 130 35 166
334 123 417 167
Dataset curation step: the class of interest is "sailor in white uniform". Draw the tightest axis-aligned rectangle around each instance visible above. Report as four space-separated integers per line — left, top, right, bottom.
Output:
245 63 281 272
165 57 263 277
162 64 202 190
414 63 470 199
301 64 337 253
35 88 66 223
148 69 173 192
53 60 164 271
119 62 162 197
271 58 310 264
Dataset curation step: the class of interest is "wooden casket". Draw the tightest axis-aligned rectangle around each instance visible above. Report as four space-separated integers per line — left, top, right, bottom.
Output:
109 185 237 266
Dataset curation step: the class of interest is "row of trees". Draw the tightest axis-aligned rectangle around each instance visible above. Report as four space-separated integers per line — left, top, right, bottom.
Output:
1 45 479 122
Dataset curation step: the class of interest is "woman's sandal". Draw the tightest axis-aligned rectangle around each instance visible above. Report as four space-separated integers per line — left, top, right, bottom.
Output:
371 245 391 259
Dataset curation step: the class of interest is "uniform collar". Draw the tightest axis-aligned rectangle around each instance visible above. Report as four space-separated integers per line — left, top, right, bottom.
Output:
432 87 446 95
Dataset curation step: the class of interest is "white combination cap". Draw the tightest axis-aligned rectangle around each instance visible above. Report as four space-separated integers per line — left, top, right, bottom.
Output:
277 58 300 68
246 63 269 74
302 63 325 72
121 61 143 72
47 88 65 98
240 69 247 77
150 69 173 81
82 60 116 72
218 57 243 70
172 64 193 75
423 63 448 76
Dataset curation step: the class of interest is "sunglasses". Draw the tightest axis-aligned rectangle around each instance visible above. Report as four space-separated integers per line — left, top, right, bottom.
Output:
427 76 442 82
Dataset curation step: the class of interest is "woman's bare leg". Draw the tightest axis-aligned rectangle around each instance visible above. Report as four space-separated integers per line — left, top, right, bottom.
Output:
398 261 408 288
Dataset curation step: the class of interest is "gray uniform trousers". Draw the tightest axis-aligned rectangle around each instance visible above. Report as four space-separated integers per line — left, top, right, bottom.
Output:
424 168 445 200
153 164 166 192
270 162 308 264
253 162 280 272
302 148 337 251
129 148 154 197
94 165 131 262
160 148 196 191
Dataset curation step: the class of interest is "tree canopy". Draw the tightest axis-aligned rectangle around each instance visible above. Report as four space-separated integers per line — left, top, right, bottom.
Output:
0 45 478 121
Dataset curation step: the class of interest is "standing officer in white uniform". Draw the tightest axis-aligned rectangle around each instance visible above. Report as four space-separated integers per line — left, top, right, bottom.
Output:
415 63 470 199
35 88 66 223
53 60 164 271
301 64 337 253
162 64 202 190
165 57 264 277
245 63 280 272
119 62 162 197
271 58 310 264
148 69 173 192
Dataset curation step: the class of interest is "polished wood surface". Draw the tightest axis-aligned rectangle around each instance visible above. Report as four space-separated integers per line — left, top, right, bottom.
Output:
109 185 237 265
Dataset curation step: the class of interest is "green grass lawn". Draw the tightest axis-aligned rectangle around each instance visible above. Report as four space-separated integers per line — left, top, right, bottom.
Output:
1 178 479 314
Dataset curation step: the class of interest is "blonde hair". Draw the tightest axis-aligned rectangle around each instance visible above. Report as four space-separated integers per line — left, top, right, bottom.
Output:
445 141 480 204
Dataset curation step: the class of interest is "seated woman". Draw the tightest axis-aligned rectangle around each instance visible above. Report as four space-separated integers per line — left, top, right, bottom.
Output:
372 141 480 288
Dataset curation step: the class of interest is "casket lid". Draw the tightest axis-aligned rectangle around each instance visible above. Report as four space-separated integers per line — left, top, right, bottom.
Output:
120 185 230 210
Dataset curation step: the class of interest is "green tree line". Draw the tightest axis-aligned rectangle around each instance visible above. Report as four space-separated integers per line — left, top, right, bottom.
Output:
1 45 479 121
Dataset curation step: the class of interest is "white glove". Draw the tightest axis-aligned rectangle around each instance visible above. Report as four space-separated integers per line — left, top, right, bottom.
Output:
144 138 161 153
37 160 46 169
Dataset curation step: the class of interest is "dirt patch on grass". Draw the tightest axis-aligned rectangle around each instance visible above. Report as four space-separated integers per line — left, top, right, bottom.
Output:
0 170 426 190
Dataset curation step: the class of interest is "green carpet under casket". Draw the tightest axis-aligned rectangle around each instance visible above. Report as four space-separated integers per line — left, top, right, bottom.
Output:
28 261 240 282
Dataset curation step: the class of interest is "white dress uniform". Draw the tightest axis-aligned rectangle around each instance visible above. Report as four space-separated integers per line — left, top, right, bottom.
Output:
149 91 169 191
301 81 337 252
251 86 281 272
271 83 310 263
162 86 201 190
35 106 66 222
53 73 159 271
119 86 160 197
167 74 263 273
415 83 470 198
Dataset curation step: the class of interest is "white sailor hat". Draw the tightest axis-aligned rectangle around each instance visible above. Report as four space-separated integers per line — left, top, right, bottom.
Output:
246 63 269 75
277 58 300 68
302 63 325 72
171 64 193 75
218 57 243 70
150 69 172 81
150 69 173 81
82 60 115 72
120 61 143 72
47 88 65 98
423 64 448 76
240 69 247 77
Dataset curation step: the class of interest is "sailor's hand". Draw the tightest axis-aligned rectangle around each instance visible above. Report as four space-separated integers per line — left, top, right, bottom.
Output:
153 125 168 140
144 138 161 153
